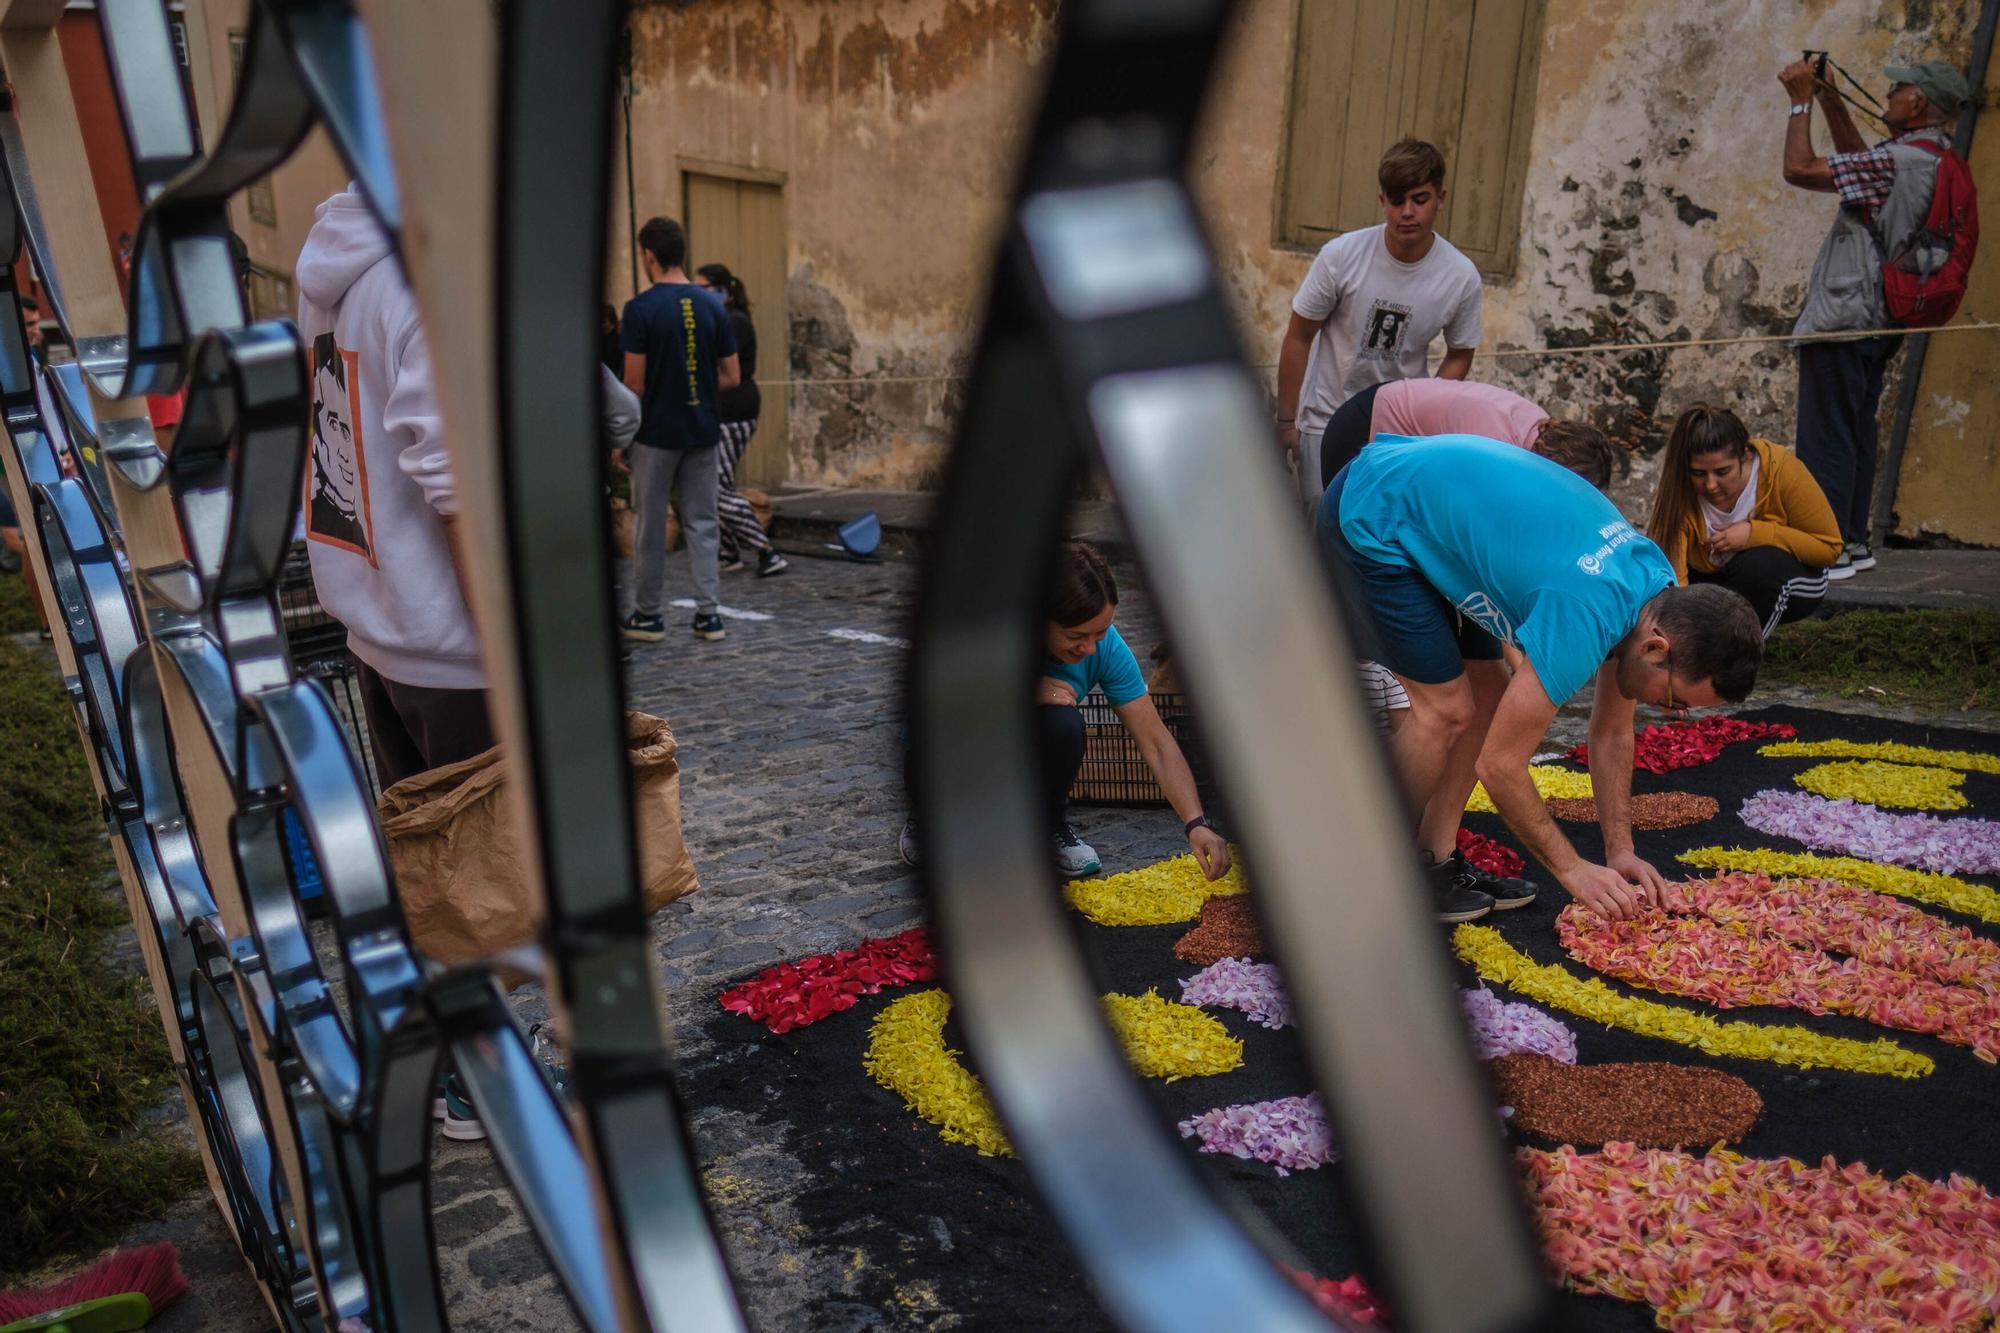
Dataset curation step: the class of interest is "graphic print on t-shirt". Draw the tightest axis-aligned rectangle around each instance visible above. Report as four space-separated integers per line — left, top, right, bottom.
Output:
1357 299 1414 360
1456 591 1515 645
306 332 375 565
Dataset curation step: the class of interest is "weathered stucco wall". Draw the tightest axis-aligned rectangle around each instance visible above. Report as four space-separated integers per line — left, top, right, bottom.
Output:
619 0 1059 490
1196 0 1981 523
627 0 1989 535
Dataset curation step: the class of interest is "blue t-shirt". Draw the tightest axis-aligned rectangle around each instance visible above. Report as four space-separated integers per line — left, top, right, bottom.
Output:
1045 624 1148 708
1339 436 1675 705
619 282 737 450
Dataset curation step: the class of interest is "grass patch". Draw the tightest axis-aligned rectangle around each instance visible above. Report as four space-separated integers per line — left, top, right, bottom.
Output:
0 562 42 635
0 635 200 1277
1763 609 2000 713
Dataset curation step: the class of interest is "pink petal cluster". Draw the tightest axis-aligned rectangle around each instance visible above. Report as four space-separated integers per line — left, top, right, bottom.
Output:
1527 1142 2000 1330
1559 873 2000 1062
1177 1092 1335 1175
1460 986 1580 1064
1178 958 1293 1029
1740 789 2000 875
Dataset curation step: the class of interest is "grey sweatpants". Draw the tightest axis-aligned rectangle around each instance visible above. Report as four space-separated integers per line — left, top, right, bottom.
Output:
631 443 720 617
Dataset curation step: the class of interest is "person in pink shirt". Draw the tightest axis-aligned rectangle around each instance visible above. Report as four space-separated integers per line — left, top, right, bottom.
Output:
1319 378 1615 490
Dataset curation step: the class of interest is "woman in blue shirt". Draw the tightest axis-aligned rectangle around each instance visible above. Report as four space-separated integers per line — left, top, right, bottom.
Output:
901 542 1230 880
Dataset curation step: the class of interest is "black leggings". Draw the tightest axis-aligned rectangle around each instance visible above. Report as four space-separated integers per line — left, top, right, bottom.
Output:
1321 382 1384 488
905 704 1088 832
1688 546 1828 639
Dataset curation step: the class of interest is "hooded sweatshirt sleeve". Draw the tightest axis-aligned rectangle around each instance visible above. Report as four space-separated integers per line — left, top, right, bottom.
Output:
601 365 641 451
1747 441 1844 570
383 313 456 516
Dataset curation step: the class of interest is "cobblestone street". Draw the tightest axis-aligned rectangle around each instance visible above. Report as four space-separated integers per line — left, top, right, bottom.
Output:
123 540 1198 1332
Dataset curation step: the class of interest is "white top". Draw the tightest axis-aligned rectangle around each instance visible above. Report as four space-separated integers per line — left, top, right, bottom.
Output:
1290 224 1484 434
1700 453 1762 537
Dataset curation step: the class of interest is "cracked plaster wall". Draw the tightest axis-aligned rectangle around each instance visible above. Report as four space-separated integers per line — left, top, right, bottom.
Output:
624 0 1986 535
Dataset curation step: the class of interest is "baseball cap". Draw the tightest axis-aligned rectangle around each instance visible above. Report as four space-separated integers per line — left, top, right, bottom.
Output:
1885 61 1972 116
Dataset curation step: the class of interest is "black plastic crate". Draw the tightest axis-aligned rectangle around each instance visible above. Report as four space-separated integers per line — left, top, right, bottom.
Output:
1069 689 1208 806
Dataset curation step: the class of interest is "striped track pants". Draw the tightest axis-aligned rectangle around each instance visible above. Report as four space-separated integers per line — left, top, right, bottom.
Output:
717 418 773 561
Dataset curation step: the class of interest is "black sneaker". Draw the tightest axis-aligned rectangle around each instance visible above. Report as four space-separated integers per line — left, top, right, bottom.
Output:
620 610 665 642
1844 540 1876 573
1449 850 1537 911
719 554 748 573
1426 857 1494 923
757 550 790 578
691 611 726 641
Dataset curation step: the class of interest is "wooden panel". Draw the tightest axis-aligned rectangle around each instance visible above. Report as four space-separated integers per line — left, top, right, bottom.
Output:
1449 0 1532 259
683 171 789 489
1276 0 1357 242
1275 0 1542 279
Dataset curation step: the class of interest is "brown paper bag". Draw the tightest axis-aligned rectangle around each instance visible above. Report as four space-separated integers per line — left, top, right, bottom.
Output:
379 711 699 971
741 485 775 533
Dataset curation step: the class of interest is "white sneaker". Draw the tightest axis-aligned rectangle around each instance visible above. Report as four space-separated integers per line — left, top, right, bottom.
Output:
1825 550 1856 581
1054 824 1101 877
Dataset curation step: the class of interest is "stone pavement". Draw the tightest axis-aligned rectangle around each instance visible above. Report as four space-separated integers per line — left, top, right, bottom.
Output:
90 534 2000 1330
769 487 2000 615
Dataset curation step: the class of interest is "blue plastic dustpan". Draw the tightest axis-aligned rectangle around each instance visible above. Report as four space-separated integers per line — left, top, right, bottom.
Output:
833 511 882 559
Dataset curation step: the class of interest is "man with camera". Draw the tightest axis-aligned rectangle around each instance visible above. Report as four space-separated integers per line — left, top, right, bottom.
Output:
1778 56 1971 579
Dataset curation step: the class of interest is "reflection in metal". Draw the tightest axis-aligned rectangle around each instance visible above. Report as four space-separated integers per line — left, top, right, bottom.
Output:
0 0 740 1327
909 1 1552 1331
2 1 1551 1330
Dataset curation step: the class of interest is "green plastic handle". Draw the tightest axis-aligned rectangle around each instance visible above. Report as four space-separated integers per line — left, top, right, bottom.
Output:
0 1292 155 1333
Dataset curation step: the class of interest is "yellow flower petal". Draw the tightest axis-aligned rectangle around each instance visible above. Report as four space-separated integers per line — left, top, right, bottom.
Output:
1451 925 1932 1079
866 988 1245 1155
1760 738 2000 775
1064 849 1247 926
1467 765 1593 814
1099 989 1243 1081
1792 760 1967 811
1676 846 2000 925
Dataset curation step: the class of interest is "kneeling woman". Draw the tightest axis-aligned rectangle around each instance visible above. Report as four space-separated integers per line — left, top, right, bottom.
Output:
901 542 1230 882
1645 404 1842 637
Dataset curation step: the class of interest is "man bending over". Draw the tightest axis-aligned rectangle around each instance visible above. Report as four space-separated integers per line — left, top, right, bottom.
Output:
1318 437 1764 922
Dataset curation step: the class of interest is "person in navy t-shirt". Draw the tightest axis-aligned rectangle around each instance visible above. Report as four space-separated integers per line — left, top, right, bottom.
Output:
618 216 739 644
897 542 1228 882
1319 437 1764 925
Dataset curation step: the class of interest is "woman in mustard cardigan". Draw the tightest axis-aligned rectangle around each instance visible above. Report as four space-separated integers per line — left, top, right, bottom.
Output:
1644 404 1843 638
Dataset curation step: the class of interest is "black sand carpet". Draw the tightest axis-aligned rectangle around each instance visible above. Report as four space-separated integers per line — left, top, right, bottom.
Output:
684 706 2000 1329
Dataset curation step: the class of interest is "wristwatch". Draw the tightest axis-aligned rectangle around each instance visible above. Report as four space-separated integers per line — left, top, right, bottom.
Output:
1790 103 1811 116
1185 814 1214 836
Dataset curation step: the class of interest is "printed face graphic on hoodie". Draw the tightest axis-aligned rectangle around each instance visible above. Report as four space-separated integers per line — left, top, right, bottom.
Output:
308 332 374 563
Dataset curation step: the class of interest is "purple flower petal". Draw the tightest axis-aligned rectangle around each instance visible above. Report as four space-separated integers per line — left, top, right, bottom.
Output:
1178 1092 1337 1173
1179 958 1295 1029
1739 790 2000 875
1459 987 1580 1063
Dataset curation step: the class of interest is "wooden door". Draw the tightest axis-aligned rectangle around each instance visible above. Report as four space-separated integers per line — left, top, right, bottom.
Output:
684 170 789 489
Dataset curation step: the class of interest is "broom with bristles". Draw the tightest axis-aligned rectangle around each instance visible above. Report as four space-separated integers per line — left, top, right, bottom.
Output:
0 1243 188 1332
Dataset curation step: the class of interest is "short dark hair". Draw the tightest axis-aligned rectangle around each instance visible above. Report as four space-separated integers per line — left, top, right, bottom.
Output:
1653 584 1763 703
638 216 687 271
1533 420 1615 490
1378 138 1447 200
1045 541 1118 628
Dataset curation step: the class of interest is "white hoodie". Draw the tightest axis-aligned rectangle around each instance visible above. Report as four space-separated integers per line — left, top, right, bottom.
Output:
296 191 483 690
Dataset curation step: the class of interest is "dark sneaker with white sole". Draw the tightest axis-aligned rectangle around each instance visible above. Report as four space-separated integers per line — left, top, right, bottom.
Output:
757 550 790 577
433 1070 486 1141
620 611 665 641
898 816 921 867
1054 823 1101 877
1844 540 1876 572
1426 857 1494 923
691 612 727 641
1448 849 1536 910
719 554 748 573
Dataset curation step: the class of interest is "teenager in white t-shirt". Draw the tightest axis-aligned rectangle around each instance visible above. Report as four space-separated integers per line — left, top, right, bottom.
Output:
1273 138 1484 512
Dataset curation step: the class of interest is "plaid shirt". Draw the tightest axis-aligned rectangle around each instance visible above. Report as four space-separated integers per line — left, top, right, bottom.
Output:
1828 130 1939 219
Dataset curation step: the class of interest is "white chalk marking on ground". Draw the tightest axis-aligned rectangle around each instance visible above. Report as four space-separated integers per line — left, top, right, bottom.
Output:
669 599 773 622
825 628 910 649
